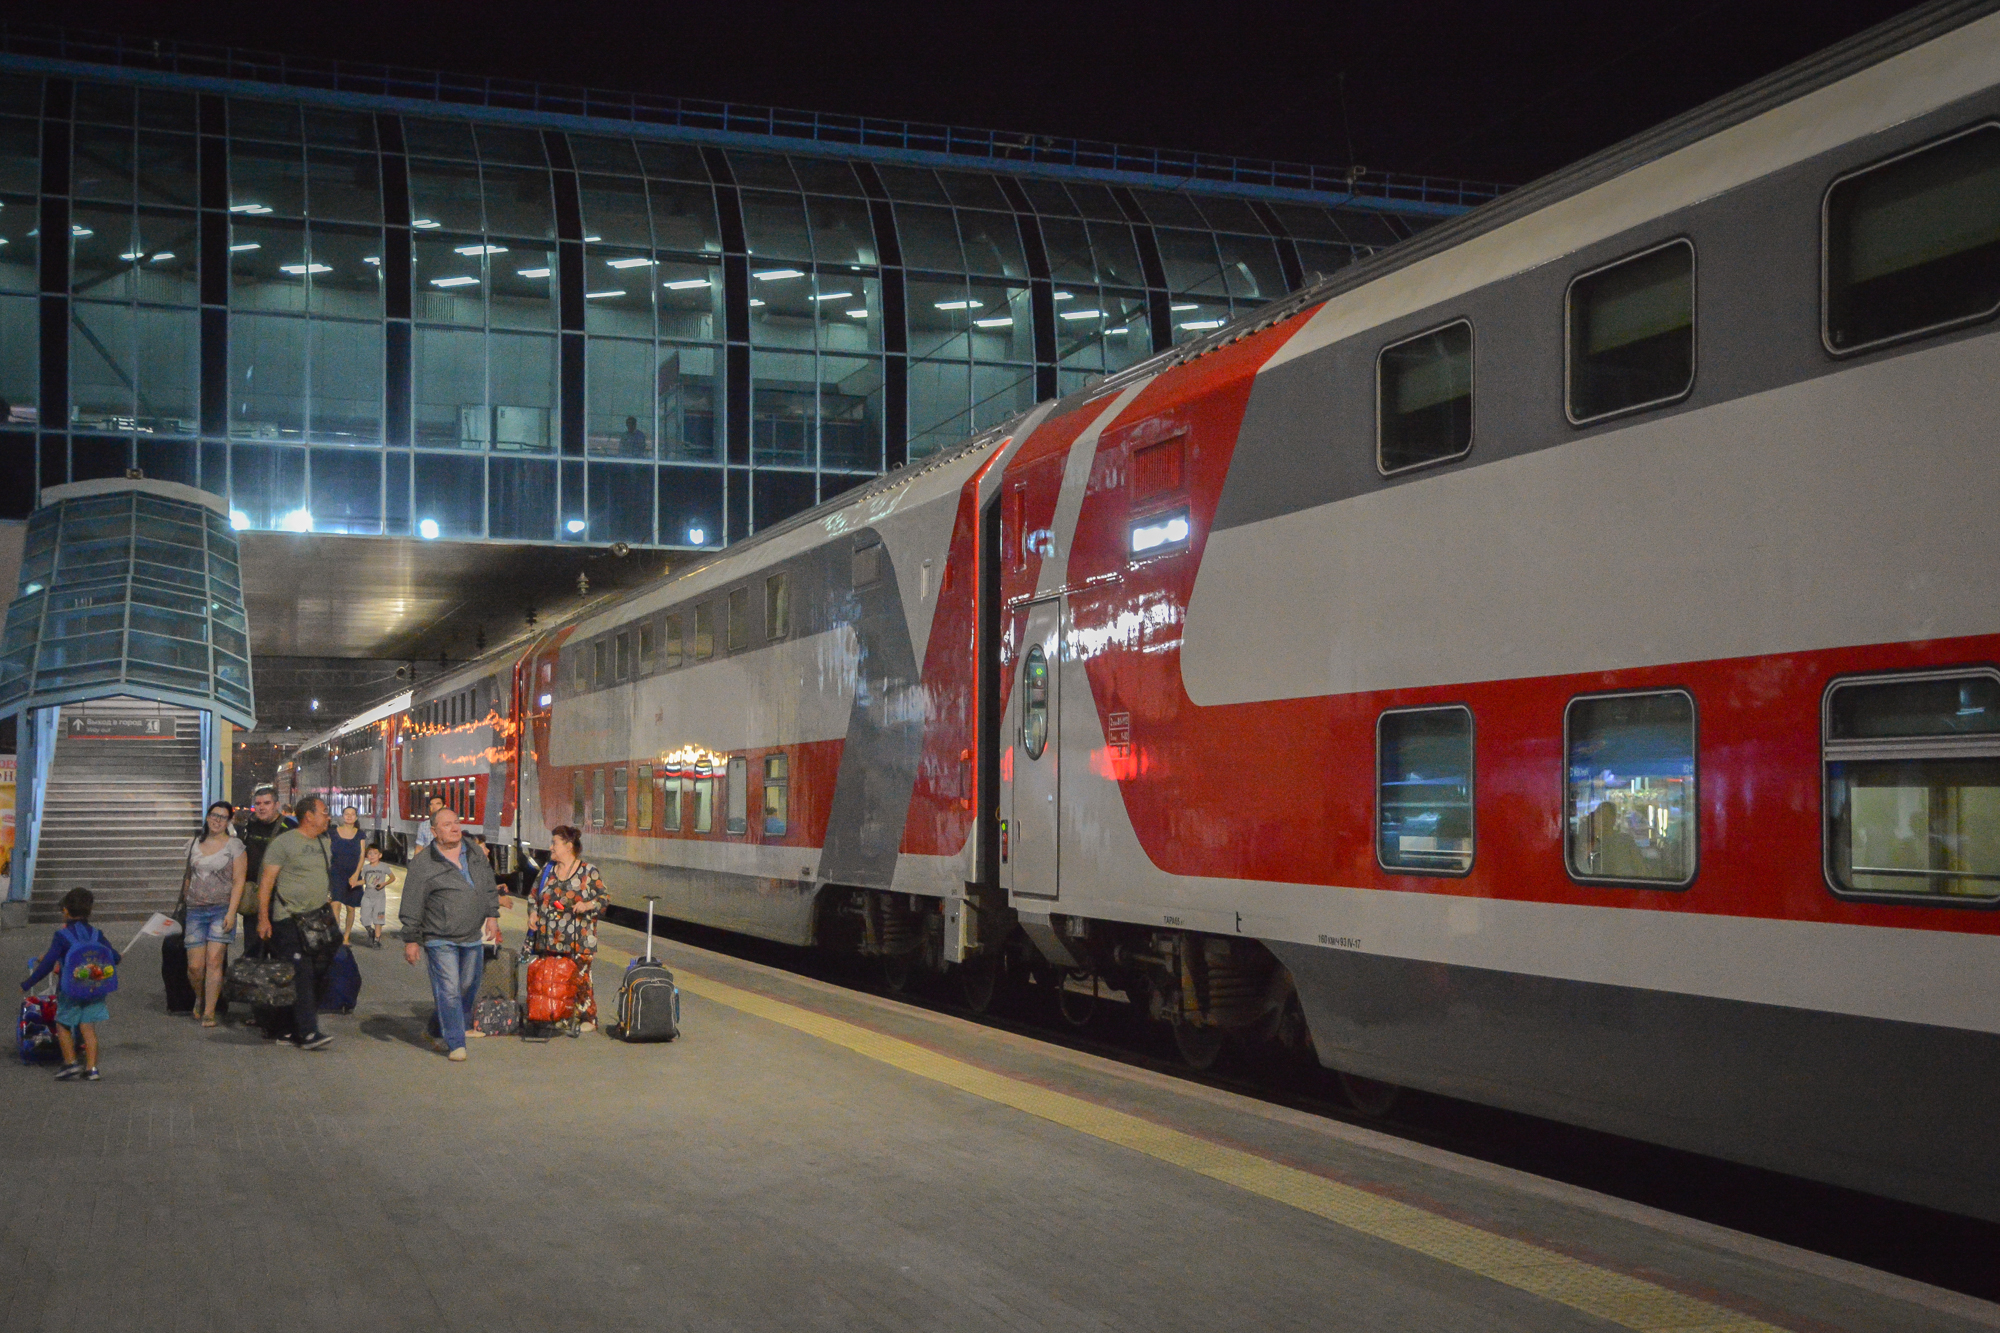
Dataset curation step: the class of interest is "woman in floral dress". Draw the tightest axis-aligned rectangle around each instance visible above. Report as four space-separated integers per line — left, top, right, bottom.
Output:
525 825 608 1029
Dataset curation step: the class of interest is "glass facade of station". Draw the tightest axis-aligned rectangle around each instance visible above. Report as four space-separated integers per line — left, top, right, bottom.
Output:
0 478 255 727
0 61 1438 549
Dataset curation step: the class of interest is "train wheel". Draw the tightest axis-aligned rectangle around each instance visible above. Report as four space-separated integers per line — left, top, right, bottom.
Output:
1338 1071 1401 1118
881 951 914 994
1056 973 1096 1029
1172 1022 1225 1072
957 953 998 1013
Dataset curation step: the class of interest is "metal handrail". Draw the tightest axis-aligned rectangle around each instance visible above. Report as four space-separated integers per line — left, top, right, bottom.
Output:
0 22 1508 209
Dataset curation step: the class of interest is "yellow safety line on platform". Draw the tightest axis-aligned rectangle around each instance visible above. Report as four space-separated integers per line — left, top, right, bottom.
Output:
666 967 1784 1333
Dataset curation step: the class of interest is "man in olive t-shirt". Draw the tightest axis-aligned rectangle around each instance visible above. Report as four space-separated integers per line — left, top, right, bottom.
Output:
254 794 335 1049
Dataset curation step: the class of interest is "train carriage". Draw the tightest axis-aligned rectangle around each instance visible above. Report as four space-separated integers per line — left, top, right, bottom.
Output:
291 1 2000 1226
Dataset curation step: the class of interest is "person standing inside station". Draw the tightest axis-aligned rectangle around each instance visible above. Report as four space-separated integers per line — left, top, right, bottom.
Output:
354 842 393 948
329 806 367 946
255 795 336 1051
524 825 608 1033
401 808 506 1061
415 793 445 848
235 786 294 961
181 800 246 1027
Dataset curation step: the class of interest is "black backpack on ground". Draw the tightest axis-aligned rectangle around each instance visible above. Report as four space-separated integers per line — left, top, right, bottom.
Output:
613 896 679 1043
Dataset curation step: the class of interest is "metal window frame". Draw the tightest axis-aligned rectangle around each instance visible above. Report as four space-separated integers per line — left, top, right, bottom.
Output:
1562 236 1697 428
1820 665 2000 910
1560 686 1699 890
1820 121 2000 358
762 751 788 836
725 753 748 834
1374 317 1474 477
1020 641 1050 760
765 569 789 640
1373 703 1476 878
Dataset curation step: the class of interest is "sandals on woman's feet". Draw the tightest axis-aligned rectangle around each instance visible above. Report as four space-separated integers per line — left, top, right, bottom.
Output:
200 1014 218 1028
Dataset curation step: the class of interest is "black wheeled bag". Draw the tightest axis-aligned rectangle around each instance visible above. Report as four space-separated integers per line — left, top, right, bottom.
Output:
613 896 679 1043
162 934 229 1015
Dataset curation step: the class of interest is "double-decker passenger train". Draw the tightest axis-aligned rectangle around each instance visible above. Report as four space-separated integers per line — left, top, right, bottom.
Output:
286 1 2000 1223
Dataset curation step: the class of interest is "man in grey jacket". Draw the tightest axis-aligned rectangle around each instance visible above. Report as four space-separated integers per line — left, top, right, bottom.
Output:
401 808 508 1060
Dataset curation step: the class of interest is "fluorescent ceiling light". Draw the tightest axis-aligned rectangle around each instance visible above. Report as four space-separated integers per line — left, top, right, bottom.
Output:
1178 319 1225 330
584 290 625 299
845 309 869 318
933 299 983 310
1171 303 1198 311
119 251 144 261
748 298 766 307
811 291 853 302
565 518 587 534
1106 327 1132 335
228 203 272 214
517 267 551 278
1052 291 1074 300
973 316 1013 328
753 268 805 281
418 518 440 540
583 235 602 242
71 226 93 237
1060 309 1104 320
606 257 655 269
362 256 380 265
228 243 260 252
454 243 508 256
412 218 441 229
662 278 710 290
150 252 174 262
279 263 332 275
430 275 479 288
1129 510 1190 555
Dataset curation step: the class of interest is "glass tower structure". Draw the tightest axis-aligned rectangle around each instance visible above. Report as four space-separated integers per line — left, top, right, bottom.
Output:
0 41 1492 549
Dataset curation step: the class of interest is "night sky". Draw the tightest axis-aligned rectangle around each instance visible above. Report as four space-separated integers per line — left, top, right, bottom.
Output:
6 0 1934 185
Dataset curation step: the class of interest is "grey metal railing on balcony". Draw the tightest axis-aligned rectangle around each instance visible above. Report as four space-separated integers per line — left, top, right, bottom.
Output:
0 22 1508 211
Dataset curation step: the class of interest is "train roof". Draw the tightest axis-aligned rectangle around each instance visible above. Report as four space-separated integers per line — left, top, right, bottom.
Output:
293 689 411 753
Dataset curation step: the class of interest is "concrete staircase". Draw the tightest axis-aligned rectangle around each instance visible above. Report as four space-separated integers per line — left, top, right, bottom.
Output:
29 700 204 926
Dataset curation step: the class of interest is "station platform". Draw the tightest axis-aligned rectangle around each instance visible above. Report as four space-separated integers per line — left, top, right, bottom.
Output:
3 906 1994 1333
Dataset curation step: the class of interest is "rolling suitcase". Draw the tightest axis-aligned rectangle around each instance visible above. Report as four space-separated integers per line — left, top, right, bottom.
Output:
318 945 362 1013
613 896 679 1043
163 934 229 1016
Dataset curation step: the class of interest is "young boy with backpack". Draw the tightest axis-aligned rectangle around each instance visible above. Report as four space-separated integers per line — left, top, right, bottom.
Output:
19 887 121 1082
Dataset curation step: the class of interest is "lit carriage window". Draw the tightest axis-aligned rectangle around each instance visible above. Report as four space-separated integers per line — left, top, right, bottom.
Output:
612 766 628 830
725 755 748 834
694 602 714 660
1128 508 1190 556
591 767 606 829
659 768 682 831
1021 644 1050 760
853 536 882 588
664 614 683 668
1564 691 1696 887
692 765 714 833
1825 124 2000 355
615 631 631 681
1376 706 1474 874
1377 320 1472 474
1824 670 2000 903
637 765 654 831
763 753 789 836
766 571 789 639
1565 239 1695 425
727 588 749 651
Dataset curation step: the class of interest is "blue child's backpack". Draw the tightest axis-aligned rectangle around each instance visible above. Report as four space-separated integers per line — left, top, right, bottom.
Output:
58 924 118 1002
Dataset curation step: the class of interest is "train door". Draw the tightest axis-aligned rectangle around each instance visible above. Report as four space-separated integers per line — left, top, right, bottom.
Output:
1006 596 1062 900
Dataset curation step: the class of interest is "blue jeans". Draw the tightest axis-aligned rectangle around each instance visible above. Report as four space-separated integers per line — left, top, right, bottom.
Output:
423 941 485 1052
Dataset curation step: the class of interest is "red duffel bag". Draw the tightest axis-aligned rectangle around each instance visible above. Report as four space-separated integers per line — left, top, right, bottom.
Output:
525 955 579 1024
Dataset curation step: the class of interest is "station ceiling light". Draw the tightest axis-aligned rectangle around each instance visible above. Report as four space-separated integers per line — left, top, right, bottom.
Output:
518 267 551 278
753 268 805 281
606 256 655 269
662 278 710 290
430 275 479 288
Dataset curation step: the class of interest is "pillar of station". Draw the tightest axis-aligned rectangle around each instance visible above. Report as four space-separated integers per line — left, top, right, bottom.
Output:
0 478 255 927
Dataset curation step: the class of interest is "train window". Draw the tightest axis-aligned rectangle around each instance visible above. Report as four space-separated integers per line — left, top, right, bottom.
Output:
571 774 585 829
637 765 653 831
726 756 749 833
615 632 631 681
592 640 607 684
1564 690 1696 887
694 603 714 660
638 621 655 673
692 770 714 833
612 766 628 830
1377 320 1472 475
853 536 882 588
665 615 683 668
1823 670 2000 904
573 651 587 691
1376 706 1475 875
1021 645 1050 760
766 572 789 640
1565 238 1695 426
659 770 682 831
1825 124 2000 355
727 588 749 651
591 768 606 829
763 753 789 836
